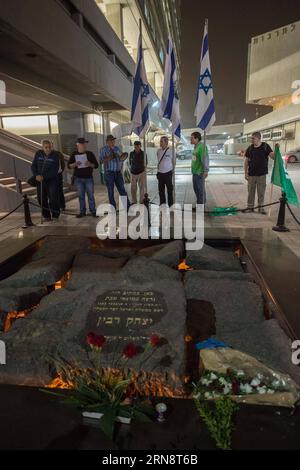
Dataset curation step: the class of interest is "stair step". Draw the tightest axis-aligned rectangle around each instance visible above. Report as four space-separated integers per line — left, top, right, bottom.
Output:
65 191 77 202
0 177 15 185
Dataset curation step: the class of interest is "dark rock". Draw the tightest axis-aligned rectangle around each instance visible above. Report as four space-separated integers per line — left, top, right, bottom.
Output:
120 256 181 283
185 276 264 330
185 270 253 282
0 254 74 288
0 279 187 387
89 246 136 258
32 236 90 260
186 243 242 272
67 253 128 290
186 299 216 342
138 243 170 257
0 287 48 312
151 240 184 268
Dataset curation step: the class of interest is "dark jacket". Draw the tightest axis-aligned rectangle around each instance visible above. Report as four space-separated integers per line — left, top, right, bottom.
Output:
57 151 66 172
129 150 147 175
68 151 98 179
31 150 60 180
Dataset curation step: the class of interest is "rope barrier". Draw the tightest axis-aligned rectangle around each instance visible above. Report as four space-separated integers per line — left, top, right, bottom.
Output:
0 202 24 222
28 199 78 217
287 203 300 227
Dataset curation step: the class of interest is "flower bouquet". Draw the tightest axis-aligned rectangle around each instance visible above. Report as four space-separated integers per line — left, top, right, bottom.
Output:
197 348 300 407
41 332 164 440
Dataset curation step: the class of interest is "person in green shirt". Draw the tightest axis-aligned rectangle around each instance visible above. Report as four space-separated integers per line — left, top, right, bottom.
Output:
191 131 209 204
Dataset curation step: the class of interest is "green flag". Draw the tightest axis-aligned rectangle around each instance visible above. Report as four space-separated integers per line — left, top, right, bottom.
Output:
271 146 299 207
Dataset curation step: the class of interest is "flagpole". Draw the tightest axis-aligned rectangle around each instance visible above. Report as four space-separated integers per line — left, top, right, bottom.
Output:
139 17 148 197
171 133 175 204
203 130 207 206
268 184 274 217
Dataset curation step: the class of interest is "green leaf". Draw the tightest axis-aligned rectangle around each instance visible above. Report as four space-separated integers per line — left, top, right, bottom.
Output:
99 407 118 441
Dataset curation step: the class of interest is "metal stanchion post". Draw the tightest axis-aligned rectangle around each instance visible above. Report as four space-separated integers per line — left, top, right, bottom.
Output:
143 192 151 227
272 192 289 233
22 194 34 229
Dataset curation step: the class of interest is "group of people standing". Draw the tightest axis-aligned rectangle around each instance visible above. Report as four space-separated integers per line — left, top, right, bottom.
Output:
31 129 273 221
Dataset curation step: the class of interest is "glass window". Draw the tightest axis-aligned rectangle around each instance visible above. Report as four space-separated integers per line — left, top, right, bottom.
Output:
49 115 58 134
93 114 102 134
2 115 49 135
84 114 95 133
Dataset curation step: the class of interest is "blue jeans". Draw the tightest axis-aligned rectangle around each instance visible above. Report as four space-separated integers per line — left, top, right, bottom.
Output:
75 177 96 215
193 174 206 205
104 171 130 209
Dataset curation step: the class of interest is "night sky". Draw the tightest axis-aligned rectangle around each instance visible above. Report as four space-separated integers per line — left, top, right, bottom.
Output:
180 0 300 127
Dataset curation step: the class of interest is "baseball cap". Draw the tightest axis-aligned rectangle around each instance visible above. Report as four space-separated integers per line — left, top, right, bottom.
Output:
76 137 88 144
106 134 116 142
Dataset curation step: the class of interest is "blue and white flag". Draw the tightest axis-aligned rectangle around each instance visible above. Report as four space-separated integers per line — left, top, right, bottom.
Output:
194 20 216 133
159 38 181 139
131 34 150 138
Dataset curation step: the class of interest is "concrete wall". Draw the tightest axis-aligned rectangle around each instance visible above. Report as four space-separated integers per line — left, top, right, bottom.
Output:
247 20 300 102
0 0 135 110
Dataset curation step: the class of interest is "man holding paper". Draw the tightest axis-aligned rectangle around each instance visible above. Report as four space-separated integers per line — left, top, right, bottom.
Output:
68 137 99 218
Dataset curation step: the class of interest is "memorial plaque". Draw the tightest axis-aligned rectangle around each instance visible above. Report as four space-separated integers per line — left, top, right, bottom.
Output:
84 289 168 350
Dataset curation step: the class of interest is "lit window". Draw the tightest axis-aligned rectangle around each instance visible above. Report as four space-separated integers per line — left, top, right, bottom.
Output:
110 121 118 131
49 115 58 134
2 115 49 135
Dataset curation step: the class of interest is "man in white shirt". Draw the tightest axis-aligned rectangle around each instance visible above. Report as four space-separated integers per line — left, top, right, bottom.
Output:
157 136 175 207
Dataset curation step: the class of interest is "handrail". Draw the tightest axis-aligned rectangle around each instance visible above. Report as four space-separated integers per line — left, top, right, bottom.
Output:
0 128 70 162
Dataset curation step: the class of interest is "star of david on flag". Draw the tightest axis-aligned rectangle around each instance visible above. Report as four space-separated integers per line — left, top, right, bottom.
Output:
194 20 216 133
198 68 213 95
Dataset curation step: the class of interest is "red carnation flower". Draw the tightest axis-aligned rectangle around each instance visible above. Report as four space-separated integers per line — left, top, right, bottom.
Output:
87 332 96 346
93 334 106 349
231 379 240 395
87 332 106 349
149 334 160 347
123 343 139 359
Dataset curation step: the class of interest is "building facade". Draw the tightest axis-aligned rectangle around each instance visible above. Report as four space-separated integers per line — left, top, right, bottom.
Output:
0 0 181 155
239 20 300 154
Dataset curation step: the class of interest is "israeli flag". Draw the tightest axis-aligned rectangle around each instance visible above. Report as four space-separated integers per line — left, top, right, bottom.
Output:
194 20 216 133
159 38 181 139
131 34 150 138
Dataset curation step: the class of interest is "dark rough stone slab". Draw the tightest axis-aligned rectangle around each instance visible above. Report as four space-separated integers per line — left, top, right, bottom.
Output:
89 247 136 258
32 236 90 260
185 276 264 329
0 254 74 288
138 243 170 258
67 253 128 290
0 287 48 312
217 319 300 384
120 256 181 283
151 240 184 268
186 299 216 342
186 244 242 272
0 279 187 386
185 270 253 282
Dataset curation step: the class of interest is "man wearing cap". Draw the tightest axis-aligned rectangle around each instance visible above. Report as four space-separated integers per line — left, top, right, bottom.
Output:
99 134 130 210
68 138 99 218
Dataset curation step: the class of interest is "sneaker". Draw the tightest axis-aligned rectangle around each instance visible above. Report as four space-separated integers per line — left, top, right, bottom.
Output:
42 217 52 223
259 209 267 215
243 208 254 213
52 218 59 223
76 213 86 218
91 213 98 218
